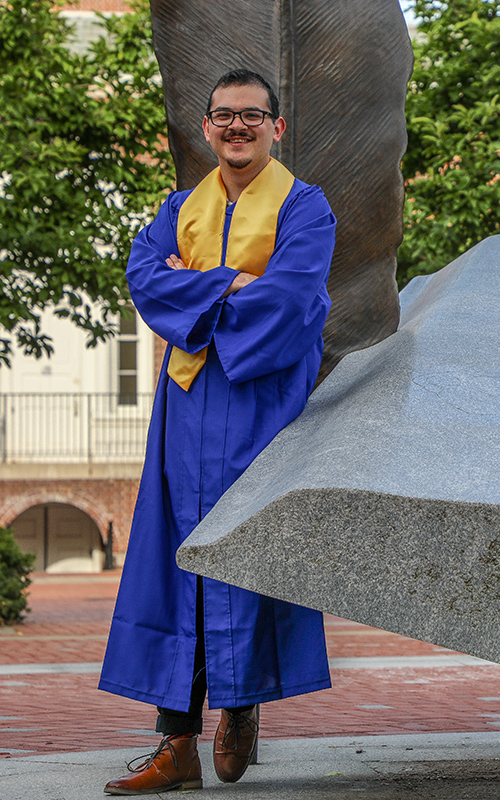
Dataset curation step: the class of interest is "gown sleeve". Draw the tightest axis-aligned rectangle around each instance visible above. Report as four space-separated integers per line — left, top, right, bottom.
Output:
126 193 237 352
214 184 336 383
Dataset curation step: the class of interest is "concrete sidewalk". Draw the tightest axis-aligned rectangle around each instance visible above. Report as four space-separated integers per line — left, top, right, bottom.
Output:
1 574 500 798
2 733 500 799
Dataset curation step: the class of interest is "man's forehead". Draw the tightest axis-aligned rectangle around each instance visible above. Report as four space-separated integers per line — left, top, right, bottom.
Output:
210 83 270 110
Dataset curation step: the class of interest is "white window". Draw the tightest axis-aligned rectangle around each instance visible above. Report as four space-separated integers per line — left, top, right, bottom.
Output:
118 309 138 405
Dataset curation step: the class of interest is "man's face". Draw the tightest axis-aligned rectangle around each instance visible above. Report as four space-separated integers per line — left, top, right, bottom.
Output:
202 83 285 173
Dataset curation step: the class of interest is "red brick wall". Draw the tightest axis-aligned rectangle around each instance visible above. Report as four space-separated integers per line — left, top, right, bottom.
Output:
60 0 131 10
0 479 140 556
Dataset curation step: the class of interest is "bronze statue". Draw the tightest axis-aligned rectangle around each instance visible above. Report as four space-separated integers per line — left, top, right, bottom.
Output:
149 0 413 379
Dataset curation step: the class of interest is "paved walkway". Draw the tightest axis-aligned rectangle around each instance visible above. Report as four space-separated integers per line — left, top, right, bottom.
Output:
2 573 500 759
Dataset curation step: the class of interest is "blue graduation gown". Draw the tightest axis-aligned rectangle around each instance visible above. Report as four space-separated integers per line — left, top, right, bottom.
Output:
99 177 336 711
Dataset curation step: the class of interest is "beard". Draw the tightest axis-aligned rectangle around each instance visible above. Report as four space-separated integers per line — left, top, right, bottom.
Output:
222 134 254 170
225 156 253 169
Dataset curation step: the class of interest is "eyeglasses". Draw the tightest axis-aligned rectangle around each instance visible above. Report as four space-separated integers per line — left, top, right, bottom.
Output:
207 109 273 127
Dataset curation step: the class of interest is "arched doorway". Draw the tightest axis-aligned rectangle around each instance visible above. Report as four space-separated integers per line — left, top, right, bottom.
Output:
10 503 104 573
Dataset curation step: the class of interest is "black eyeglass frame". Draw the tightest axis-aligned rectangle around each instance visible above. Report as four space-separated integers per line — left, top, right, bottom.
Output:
206 109 274 127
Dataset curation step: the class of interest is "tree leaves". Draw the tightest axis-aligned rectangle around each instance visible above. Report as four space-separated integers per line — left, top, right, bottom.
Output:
0 0 174 363
400 0 500 285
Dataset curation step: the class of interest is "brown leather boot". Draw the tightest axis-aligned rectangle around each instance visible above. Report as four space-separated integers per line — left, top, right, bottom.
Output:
213 707 259 783
104 734 202 795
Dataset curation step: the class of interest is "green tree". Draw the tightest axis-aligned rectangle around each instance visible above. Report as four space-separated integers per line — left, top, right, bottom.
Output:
0 526 35 625
399 0 500 286
0 0 174 365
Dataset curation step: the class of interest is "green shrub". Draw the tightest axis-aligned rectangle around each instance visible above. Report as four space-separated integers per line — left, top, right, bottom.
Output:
400 0 500 287
0 527 35 625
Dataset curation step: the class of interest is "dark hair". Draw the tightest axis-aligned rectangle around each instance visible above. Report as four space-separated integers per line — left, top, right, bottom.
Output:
206 69 280 119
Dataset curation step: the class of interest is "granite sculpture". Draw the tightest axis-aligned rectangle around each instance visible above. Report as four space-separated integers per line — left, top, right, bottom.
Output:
177 236 500 663
149 0 413 380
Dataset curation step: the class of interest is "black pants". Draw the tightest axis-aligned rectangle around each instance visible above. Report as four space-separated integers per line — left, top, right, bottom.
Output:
156 577 253 735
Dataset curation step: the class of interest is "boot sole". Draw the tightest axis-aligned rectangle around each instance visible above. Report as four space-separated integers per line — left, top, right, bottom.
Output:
104 779 203 794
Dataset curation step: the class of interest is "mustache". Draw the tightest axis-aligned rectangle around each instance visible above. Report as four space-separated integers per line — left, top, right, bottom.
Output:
222 132 254 141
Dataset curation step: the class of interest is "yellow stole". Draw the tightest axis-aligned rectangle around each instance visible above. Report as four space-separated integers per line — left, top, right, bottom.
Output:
167 157 295 391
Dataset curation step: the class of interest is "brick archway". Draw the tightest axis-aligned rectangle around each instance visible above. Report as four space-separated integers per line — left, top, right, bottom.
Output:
9 501 106 574
0 489 109 541
0 478 139 561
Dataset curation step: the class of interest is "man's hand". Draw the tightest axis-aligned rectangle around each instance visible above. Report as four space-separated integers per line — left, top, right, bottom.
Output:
222 272 258 297
166 255 257 297
166 254 187 270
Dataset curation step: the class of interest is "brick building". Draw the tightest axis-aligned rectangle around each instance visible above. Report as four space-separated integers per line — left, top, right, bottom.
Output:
0 0 170 573
0 301 168 571
60 0 131 55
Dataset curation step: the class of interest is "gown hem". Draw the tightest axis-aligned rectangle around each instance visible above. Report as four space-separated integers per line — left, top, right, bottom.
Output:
98 676 332 711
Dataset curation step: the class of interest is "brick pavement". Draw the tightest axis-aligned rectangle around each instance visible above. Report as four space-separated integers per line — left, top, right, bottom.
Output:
2 573 500 758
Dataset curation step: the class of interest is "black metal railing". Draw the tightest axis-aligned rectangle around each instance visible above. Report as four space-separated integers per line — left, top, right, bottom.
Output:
0 393 154 463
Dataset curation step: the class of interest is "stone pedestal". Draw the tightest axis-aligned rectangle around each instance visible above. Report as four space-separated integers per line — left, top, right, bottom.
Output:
178 237 500 663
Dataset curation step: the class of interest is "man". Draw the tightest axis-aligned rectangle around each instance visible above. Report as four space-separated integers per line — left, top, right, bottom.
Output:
100 69 336 794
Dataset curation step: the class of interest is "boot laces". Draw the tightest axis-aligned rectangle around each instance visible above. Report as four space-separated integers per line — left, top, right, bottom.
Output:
221 712 259 750
126 734 187 772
